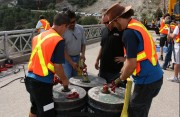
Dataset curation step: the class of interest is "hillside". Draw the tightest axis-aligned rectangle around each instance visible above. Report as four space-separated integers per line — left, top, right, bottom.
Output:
79 0 168 20
56 0 168 20
0 0 16 4
0 0 169 20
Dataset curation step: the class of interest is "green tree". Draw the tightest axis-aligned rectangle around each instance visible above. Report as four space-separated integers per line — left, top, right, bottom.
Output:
68 0 97 7
0 5 8 10
47 3 55 10
2 15 15 30
79 16 98 25
17 0 56 10
154 7 163 19
141 13 147 21
42 10 57 26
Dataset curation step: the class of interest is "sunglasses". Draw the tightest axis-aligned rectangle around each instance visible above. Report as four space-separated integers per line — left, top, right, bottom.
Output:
70 20 76 24
103 21 109 25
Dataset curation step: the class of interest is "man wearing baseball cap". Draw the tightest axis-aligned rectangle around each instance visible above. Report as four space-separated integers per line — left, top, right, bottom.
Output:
106 3 163 117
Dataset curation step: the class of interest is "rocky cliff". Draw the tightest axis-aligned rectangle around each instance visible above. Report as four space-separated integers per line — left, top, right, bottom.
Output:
56 0 168 20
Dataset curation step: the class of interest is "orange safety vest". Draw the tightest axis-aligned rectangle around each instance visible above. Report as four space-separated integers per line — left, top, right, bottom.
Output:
175 31 180 43
159 25 169 35
127 19 158 76
40 19 50 30
159 19 168 35
160 23 176 35
159 19 165 31
28 29 63 76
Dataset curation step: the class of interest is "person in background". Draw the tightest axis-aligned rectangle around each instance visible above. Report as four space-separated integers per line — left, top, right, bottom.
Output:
161 18 176 70
151 19 155 28
159 14 170 60
143 18 147 28
63 10 86 79
25 13 70 117
95 10 125 83
106 3 163 117
167 22 180 82
36 15 51 33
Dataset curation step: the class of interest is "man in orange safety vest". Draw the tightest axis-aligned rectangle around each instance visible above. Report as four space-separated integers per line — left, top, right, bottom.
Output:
106 3 163 117
25 13 70 117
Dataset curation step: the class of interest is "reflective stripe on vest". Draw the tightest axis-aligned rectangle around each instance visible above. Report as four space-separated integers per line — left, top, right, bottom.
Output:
137 51 147 61
159 19 165 33
176 32 180 43
128 20 157 76
128 23 157 65
176 38 180 42
28 33 59 76
159 25 168 34
40 19 50 30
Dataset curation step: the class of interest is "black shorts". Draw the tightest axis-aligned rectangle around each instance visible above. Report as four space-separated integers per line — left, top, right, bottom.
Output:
25 77 55 117
128 78 163 117
159 35 167 47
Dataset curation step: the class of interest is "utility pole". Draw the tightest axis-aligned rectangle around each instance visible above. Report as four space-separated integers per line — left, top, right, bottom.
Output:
163 0 166 14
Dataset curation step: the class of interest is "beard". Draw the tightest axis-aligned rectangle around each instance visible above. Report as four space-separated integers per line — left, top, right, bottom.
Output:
116 22 123 31
68 24 75 30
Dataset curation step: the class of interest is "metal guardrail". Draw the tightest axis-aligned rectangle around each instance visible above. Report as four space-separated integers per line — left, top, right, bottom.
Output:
0 24 104 61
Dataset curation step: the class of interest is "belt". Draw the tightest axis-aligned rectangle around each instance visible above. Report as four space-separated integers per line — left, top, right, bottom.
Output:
70 54 80 57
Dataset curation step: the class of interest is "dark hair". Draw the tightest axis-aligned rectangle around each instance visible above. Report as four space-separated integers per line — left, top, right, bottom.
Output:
39 15 45 19
53 13 70 26
163 13 170 18
63 7 69 11
63 10 76 19
120 9 134 19
165 16 172 24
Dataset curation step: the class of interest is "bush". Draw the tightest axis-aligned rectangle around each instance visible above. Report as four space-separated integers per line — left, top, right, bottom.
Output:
0 4 58 31
141 13 147 20
17 0 56 10
154 7 163 19
68 0 97 7
47 3 55 10
2 15 15 30
79 16 98 25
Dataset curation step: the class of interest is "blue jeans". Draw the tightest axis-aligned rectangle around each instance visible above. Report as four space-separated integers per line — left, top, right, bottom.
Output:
162 42 173 69
63 55 80 79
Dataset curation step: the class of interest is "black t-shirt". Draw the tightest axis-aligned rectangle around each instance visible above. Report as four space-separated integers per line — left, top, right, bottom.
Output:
100 27 124 73
122 29 140 58
51 40 65 64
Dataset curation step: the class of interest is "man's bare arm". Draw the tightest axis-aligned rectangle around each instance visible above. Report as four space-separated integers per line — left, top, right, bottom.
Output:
95 47 102 70
81 44 86 60
120 58 137 80
54 63 69 86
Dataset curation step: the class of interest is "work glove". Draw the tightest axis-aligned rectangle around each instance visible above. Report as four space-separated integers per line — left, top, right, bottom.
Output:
110 78 127 92
116 78 127 88
53 75 62 85
66 92 79 99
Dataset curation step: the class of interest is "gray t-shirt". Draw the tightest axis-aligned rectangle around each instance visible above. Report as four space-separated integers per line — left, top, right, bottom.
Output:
63 24 86 56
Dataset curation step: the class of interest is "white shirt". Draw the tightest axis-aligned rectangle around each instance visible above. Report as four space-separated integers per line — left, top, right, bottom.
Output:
173 26 180 47
173 26 179 35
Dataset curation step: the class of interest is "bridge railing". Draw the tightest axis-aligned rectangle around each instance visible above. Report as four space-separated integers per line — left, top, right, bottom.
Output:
0 24 104 62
